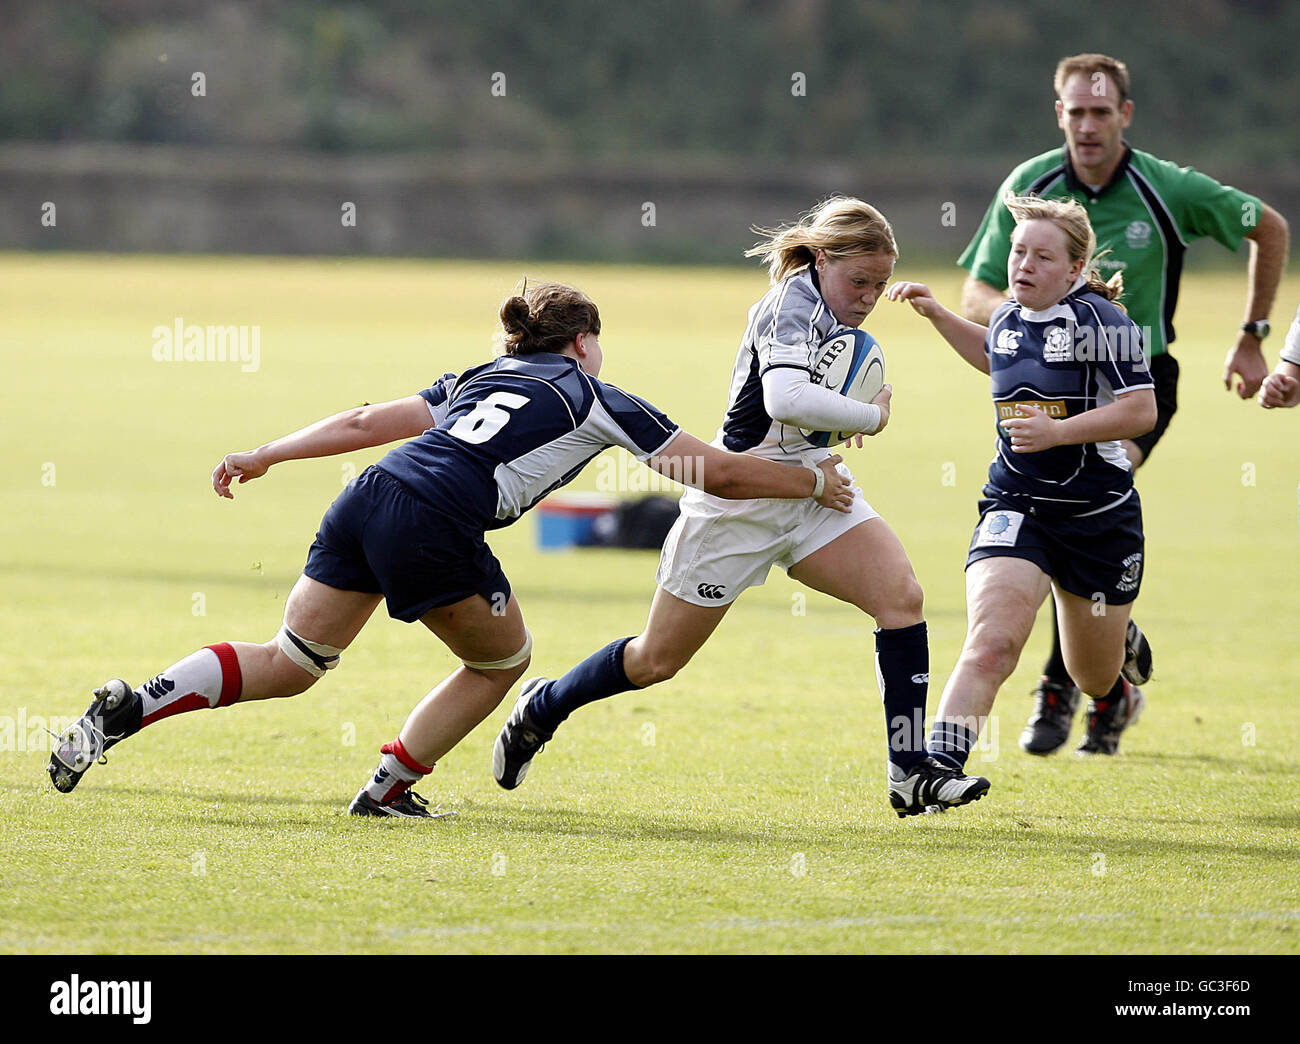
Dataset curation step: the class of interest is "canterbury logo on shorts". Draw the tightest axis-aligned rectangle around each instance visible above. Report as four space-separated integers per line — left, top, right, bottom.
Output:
696 583 727 599
975 510 1025 548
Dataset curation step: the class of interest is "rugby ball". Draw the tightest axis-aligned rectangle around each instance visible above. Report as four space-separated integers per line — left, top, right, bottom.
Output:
799 329 886 447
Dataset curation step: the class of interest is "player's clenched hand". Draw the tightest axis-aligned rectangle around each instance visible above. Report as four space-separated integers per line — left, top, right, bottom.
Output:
1258 370 1300 409
1002 403 1059 453
886 281 942 319
869 383 892 435
212 450 269 498
839 385 892 447
1223 339 1268 399
815 454 854 513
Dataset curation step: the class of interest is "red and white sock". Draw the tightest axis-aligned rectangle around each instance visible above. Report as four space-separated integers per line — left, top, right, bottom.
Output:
137 643 243 728
362 737 433 805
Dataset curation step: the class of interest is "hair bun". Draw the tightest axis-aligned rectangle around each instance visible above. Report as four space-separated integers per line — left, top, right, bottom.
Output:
500 295 532 334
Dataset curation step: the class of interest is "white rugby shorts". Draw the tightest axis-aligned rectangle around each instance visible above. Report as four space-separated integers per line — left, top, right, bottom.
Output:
656 462 880 607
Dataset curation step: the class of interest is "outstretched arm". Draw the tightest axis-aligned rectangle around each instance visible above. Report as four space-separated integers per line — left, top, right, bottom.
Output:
887 281 991 374
212 395 434 498
646 431 853 512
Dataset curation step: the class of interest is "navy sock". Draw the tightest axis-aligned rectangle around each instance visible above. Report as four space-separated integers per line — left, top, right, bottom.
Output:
876 621 929 771
1042 601 1072 685
528 636 639 733
927 719 979 770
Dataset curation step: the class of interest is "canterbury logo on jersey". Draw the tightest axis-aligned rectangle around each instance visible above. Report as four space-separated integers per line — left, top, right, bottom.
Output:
696 583 727 599
141 676 175 701
993 329 1022 354
997 400 1067 420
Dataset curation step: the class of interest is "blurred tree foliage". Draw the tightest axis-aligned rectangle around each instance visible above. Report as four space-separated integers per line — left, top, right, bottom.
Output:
2 0 1297 168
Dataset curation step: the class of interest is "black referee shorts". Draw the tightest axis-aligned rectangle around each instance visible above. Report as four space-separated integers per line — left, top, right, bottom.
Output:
1129 352 1179 462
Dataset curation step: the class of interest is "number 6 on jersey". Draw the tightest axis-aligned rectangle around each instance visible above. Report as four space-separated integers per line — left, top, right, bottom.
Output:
448 392 531 444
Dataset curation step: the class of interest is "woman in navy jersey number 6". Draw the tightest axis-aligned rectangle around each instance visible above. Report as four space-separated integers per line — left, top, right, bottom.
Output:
888 195 1158 788
47 282 855 816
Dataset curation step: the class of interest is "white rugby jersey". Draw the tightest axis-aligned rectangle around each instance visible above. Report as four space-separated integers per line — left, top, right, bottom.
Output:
377 353 679 530
716 268 871 462
1281 301 1300 367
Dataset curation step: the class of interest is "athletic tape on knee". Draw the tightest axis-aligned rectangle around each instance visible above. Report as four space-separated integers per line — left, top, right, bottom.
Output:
462 629 533 671
277 625 343 679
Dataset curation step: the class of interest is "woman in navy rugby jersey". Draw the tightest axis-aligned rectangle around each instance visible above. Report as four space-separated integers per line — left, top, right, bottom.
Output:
47 282 853 816
888 195 1157 784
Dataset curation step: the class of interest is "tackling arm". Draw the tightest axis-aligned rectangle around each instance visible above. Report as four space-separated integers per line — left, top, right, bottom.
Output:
645 431 853 511
212 395 434 498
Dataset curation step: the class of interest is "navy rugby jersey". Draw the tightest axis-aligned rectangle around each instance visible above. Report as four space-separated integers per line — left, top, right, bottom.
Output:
377 353 679 530
718 267 849 461
984 280 1153 515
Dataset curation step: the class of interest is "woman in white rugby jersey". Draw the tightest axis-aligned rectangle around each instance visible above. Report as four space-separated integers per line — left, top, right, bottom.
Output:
493 197 992 818
47 281 855 817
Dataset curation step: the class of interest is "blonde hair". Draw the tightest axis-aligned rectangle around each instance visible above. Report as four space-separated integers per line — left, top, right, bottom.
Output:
1054 53 1130 106
745 196 897 283
497 281 600 356
1003 194 1124 304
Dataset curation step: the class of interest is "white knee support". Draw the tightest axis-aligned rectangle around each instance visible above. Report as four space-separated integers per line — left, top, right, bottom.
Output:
277 625 343 679
462 629 533 671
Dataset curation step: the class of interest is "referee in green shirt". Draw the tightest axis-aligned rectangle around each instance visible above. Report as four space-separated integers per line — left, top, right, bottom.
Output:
958 53 1290 756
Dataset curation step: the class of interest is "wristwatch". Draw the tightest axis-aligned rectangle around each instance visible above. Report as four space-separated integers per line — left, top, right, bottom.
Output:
1240 319 1271 339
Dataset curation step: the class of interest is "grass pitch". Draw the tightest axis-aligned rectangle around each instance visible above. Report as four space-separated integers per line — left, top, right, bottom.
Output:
1 254 1297 954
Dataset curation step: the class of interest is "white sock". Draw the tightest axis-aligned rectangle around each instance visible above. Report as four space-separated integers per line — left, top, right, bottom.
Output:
138 643 242 727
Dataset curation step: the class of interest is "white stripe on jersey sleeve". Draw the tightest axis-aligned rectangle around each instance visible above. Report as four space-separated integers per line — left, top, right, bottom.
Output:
1079 299 1153 393
581 392 678 460
489 397 680 521
1281 302 1300 366
1091 369 1136 472
579 372 679 458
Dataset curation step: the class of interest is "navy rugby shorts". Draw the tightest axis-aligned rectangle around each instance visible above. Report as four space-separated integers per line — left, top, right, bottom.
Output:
965 491 1145 605
303 466 511 622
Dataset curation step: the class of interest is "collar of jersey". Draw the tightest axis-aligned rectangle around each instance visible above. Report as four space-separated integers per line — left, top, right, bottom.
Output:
807 266 851 331
1062 142 1133 200
1017 276 1088 322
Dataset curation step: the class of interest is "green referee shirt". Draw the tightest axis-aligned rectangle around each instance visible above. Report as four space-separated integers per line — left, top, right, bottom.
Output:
959 144 1261 357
